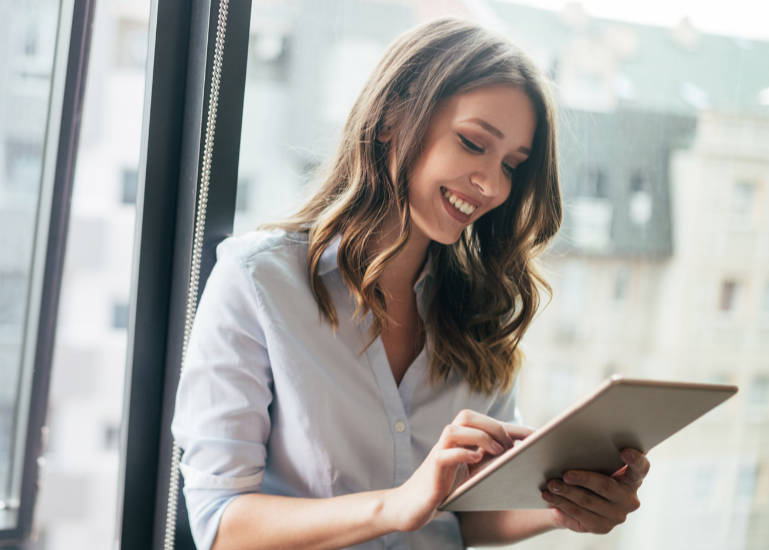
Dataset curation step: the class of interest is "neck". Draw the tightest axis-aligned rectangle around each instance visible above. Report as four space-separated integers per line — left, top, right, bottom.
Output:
371 211 431 298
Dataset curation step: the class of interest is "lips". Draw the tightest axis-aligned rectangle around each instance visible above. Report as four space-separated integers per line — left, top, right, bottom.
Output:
440 187 474 222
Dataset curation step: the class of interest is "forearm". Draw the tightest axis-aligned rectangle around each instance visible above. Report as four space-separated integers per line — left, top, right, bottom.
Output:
212 489 402 550
458 509 558 546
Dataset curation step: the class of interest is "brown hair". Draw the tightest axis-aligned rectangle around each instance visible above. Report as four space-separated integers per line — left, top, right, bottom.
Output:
264 17 562 394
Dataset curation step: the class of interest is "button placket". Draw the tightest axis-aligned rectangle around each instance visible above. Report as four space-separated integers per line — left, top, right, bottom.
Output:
360 313 413 487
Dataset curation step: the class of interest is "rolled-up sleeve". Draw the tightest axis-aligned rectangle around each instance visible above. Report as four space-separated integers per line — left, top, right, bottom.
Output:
171 252 273 550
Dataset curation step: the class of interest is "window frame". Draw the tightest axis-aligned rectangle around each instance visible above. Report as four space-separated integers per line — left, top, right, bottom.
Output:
0 0 96 545
115 0 251 548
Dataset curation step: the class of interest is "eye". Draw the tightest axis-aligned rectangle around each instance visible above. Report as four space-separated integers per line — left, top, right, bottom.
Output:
502 163 516 178
458 134 484 153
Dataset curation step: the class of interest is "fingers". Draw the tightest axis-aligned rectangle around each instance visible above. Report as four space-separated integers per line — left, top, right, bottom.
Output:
451 409 521 449
542 490 617 534
618 448 650 487
543 451 649 535
439 424 507 456
562 471 625 503
434 447 484 469
502 422 535 441
543 479 629 524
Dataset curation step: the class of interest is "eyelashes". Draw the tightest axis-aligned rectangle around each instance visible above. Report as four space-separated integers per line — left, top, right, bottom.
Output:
459 133 484 153
458 133 516 178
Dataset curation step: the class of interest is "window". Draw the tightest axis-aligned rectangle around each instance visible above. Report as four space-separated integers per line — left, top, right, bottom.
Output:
719 279 739 312
0 271 27 325
111 302 129 330
235 177 251 212
762 281 769 315
4 141 42 192
735 463 757 503
581 166 608 198
247 32 290 82
120 168 138 204
6 1 769 549
732 180 755 215
747 376 769 416
0 0 73 539
629 170 653 225
116 18 148 70
613 266 630 302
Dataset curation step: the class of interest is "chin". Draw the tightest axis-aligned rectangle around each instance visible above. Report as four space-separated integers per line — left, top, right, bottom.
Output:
426 226 465 246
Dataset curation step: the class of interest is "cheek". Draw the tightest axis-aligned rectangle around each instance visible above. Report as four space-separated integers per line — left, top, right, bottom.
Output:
491 181 513 210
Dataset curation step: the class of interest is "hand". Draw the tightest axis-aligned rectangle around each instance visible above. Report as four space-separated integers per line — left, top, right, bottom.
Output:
541 448 650 534
386 410 533 532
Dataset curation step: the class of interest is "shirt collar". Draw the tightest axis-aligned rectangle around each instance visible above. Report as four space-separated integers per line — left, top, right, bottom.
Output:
317 234 434 293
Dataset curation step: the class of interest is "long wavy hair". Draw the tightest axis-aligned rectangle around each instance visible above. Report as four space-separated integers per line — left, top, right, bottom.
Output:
264 17 562 395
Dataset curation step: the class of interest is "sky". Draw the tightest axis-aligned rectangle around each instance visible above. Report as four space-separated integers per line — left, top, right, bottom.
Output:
505 0 769 42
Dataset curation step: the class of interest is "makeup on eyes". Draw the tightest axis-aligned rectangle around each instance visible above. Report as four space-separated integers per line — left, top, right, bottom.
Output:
457 132 517 177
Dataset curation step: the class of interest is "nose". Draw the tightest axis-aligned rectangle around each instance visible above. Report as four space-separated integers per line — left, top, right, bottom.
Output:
470 160 507 200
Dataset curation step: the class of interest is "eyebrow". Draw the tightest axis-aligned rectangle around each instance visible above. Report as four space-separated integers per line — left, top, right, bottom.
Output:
464 117 532 155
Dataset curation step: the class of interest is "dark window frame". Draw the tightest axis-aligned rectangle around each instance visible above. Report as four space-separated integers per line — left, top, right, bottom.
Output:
116 0 251 549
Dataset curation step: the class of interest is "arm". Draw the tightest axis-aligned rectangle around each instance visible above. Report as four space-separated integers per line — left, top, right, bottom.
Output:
459 509 557 546
212 410 523 550
212 490 397 550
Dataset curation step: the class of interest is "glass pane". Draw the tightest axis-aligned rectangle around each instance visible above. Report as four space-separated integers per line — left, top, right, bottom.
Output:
28 1 151 548
235 2 769 549
0 0 62 531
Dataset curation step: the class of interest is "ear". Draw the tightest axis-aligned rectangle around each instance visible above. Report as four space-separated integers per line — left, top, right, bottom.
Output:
376 123 395 143
377 101 402 143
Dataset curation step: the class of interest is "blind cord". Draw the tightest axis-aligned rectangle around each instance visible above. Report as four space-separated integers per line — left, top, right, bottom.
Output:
164 1 230 548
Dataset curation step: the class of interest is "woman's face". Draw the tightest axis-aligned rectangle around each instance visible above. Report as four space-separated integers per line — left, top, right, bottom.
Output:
405 84 537 245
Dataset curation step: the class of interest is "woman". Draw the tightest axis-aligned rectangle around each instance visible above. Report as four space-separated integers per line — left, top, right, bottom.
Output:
172 16 649 550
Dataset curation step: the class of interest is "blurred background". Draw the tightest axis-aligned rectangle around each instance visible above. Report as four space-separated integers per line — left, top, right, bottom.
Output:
1 0 767 549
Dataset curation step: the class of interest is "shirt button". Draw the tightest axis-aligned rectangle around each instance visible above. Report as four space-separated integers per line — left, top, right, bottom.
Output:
394 421 406 433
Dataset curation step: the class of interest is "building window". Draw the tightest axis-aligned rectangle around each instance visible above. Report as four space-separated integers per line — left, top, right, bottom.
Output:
103 424 121 450
111 302 129 330
235 177 251 213
613 266 630 302
247 33 290 82
116 18 148 70
747 375 769 415
581 166 608 198
735 464 757 503
4 141 42 192
0 271 27 325
761 281 769 315
731 180 755 215
629 170 653 225
718 279 739 312
121 168 138 205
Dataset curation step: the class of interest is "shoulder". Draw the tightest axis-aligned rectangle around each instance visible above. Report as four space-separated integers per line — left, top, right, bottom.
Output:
216 228 307 269
214 228 310 293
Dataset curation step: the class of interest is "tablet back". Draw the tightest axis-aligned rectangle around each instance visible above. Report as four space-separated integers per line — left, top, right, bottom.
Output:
440 377 737 511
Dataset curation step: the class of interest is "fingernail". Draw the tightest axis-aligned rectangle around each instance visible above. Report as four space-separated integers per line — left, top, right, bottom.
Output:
492 442 504 454
564 471 578 483
622 449 635 462
549 481 562 493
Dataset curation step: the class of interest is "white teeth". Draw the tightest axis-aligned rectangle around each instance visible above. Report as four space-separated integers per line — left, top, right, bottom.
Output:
443 188 476 216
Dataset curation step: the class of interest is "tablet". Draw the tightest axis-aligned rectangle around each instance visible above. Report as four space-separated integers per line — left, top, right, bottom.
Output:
439 376 738 511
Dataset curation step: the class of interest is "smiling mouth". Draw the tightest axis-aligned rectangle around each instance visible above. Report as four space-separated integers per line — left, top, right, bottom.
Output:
441 187 477 216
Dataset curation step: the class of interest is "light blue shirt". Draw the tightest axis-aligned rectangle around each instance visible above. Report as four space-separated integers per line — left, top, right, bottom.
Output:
171 229 521 550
